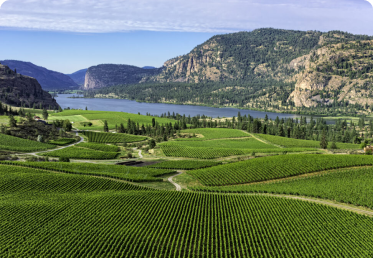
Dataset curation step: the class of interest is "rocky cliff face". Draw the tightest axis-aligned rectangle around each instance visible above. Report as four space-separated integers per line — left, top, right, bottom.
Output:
67 68 88 86
0 60 79 90
84 64 162 90
0 64 60 109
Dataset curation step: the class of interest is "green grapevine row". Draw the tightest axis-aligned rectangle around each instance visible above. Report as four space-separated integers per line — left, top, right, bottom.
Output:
42 146 119 160
0 134 56 152
176 128 249 141
1 161 174 182
48 138 76 146
188 154 373 186
81 131 147 143
76 142 120 152
147 160 222 170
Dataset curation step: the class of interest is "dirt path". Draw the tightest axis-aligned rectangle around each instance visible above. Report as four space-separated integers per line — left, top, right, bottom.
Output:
168 172 182 191
138 150 143 159
19 130 84 156
244 132 284 148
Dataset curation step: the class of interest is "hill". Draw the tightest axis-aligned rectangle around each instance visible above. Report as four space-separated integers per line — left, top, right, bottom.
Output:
83 64 162 90
89 29 373 116
0 60 79 91
0 63 60 109
67 68 87 85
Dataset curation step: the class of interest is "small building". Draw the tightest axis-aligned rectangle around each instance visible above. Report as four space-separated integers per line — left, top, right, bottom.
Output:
34 116 41 120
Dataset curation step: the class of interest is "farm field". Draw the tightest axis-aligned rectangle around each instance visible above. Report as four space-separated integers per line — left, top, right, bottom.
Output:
257 134 361 149
48 138 76 146
177 128 249 140
187 154 373 186
1 162 174 182
192 167 373 209
81 131 147 143
50 110 176 131
0 134 56 152
41 146 119 160
1 164 373 257
76 142 120 152
147 160 222 170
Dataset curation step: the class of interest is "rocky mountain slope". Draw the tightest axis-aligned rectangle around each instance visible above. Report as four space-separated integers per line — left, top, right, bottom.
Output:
84 64 162 90
67 68 87 86
0 63 60 109
0 60 79 91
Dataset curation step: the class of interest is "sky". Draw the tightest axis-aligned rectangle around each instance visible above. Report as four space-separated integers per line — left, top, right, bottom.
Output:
0 0 372 74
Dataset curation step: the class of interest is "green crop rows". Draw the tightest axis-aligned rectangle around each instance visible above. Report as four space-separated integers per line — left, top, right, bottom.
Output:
192 167 373 209
161 145 246 159
188 154 373 186
257 134 361 149
0 134 56 152
170 137 279 149
1 161 174 182
81 131 147 143
41 146 119 160
76 142 120 152
48 138 76 146
1 164 373 257
177 128 249 141
148 160 222 170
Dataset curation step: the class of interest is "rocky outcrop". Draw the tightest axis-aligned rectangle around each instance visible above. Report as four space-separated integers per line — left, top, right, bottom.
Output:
0 64 60 109
84 64 162 90
0 60 79 90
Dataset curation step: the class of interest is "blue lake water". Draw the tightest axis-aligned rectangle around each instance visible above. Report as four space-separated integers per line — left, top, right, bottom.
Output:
56 94 328 122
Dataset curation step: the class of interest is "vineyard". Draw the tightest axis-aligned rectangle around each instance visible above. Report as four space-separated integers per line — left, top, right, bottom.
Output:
81 131 147 143
192 167 373 209
1 162 174 182
147 160 222 170
76 142 120 152
48 138 76 146
41 146 119 160
187 154 373 186
1 164 373 257
169 137 279 149
176 128 249 141
0 134 56 152
257 134 361 149
50 110 176 131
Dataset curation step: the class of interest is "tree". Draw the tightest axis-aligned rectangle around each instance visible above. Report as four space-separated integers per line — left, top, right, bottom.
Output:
37 135 44 143
42 109 49 120
63 120 72 132
148 139 156 149
152 118 156 128
104 120 109 132
85 106 88 110
9 115 17 127
320 129 328 149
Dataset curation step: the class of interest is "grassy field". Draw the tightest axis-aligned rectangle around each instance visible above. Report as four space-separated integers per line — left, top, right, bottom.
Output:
1 164 373 257
0 134 56 152
187 154 373 186
50 110 177 131
257 134 361 149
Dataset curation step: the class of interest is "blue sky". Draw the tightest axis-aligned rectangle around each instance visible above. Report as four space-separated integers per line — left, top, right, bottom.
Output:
0 0 372 74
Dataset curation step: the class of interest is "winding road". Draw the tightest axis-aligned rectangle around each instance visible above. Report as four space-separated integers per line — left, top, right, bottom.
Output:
168 172 183 191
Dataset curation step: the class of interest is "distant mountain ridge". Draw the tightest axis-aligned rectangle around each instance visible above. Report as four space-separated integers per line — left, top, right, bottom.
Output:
67 68 88 86
84 64 162 90
0 60 79 91
0 63 60 109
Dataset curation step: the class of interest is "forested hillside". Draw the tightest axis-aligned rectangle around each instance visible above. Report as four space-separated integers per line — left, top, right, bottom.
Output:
86 28 373 116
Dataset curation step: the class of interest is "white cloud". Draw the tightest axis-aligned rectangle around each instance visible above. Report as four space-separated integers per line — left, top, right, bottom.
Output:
0 0 372 34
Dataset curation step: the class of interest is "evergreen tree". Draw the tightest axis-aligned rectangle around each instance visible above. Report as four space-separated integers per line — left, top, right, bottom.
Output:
320 129 328 149
104 120 109 132
9 115 17 127
42 109 49 120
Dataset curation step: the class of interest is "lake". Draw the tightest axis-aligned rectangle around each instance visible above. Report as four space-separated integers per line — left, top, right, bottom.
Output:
56 94 327 122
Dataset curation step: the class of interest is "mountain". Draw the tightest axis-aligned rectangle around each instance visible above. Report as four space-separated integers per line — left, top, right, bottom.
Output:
0 60 79 91
0 63 60 109
89 29 373 116
142 66 156 69
67 68 88 85
84 64 162 90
